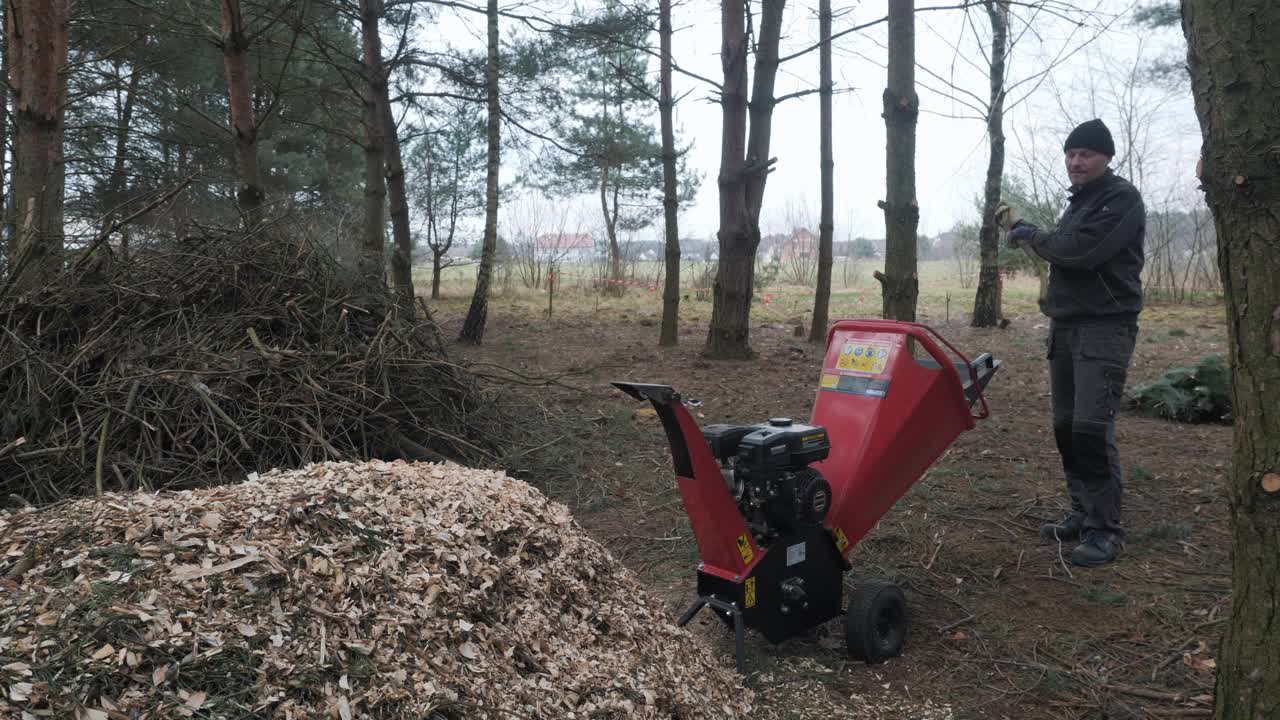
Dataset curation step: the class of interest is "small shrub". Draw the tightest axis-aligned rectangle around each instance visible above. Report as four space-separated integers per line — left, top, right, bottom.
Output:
1124 355 1230 423
1143 521 1193 540
1078 583 1129 606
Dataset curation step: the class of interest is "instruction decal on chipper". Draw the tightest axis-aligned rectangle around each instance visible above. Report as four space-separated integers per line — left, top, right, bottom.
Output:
612 320 1000 672
736 534 755 565
833 527 850 553
836 341 891 374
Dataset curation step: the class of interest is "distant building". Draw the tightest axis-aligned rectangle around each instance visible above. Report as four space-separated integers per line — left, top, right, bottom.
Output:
623 240 665 262
780 228 819 263
535 233 598 263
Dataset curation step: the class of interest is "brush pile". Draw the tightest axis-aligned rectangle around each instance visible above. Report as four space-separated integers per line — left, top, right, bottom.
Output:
1125 354 1231 423
0 460 760 719
0 233 497 505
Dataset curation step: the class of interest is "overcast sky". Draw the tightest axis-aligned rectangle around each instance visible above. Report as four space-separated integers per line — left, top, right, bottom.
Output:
430 0 1198 242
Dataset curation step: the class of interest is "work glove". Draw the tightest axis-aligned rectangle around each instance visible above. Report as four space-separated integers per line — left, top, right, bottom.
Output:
1007 220 1039 248
994 202 1021 230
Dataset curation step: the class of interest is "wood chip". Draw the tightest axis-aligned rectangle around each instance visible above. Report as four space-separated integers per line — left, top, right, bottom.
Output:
0 460 765 719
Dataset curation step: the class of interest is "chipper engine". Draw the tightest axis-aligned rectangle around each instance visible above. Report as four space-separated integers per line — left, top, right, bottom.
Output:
614 320 999 670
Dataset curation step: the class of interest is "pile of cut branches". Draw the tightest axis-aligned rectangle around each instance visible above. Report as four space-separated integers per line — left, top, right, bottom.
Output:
0 233 497 505
1124 354 1231 424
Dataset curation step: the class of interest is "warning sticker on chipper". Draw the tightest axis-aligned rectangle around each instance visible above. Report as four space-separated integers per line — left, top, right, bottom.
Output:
736 534 755 565
836 341 891 374
744 577 757 608
820 373 892 399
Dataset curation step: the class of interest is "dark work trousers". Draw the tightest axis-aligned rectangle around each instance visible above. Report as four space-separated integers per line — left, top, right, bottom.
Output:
1047 320 1138 537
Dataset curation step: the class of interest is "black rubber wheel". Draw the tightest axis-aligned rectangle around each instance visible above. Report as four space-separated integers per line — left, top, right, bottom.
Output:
844 577 908 664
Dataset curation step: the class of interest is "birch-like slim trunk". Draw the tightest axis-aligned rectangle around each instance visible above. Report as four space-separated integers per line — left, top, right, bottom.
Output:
809 0 834 342
971 0 1010 328
459 0 501 344
220 0 265 226
657 0 681 346
875 0 919 321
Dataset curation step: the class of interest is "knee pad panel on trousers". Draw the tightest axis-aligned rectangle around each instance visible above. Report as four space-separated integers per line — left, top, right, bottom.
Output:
1069 422 1109 478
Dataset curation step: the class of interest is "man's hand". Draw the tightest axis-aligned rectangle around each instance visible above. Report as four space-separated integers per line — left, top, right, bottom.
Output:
995 202 1022 230
1007 221 1040 248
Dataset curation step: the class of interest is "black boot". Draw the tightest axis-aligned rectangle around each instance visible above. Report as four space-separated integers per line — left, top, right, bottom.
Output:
1071 530 1123 567
1039 511 1085 543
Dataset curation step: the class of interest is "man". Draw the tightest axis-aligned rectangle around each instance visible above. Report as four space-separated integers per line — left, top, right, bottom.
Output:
1004 118 1145 568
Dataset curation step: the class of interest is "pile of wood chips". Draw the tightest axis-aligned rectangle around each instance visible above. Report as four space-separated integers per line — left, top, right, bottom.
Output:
0 461 761 719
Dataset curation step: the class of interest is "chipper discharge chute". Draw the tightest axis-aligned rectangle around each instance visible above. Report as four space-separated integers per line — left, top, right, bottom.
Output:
614 320 999 671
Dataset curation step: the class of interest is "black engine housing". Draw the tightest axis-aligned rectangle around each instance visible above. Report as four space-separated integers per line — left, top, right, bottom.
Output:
702 418 833 544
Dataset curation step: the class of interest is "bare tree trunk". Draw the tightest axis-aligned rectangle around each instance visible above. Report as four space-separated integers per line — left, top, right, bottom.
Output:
809 0 834 343
6 0 69 294
431 251 443 299
657 0 681 346
358 0 387 291
971 0 1009 327
220 0 265 226
1183 2 1280 718
875 0 919 321
706 0 785 359
375 52 415 313
0 9 9 276
600 164 623 295
459 0 500 344
107 64 141 259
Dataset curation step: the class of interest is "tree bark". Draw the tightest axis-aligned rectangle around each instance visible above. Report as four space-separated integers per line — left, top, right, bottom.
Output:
6 0 68 294
809 0 834 343
657 0 681 346
375 43 416 314
431 251 443 300
971 0 1009 328
459 0 501 344
1 9 9 276
107 63 141 259
1182 2 1280 719
601 161 623 295
219 0 265 226
876 0 919 322
706 0 786 359
358 0 387 291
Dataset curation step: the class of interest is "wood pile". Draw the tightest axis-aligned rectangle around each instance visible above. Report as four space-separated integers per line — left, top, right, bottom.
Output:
0 233 496 506
0 461 760 719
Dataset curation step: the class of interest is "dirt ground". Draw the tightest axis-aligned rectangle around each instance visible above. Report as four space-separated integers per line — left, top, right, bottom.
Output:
431 280 1230 720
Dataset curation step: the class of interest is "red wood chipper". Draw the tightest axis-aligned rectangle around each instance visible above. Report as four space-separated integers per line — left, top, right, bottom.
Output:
614 319 999 671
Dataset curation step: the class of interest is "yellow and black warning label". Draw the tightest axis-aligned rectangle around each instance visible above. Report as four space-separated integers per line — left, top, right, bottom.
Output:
836 341 891 375
833 527 850 553
744 577 757 609
736 534 755 565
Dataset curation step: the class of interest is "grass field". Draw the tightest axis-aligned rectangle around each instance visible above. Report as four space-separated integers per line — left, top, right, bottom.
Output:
416 258 1053 327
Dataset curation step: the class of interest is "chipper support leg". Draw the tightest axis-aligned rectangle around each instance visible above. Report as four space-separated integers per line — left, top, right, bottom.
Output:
677 595 747 674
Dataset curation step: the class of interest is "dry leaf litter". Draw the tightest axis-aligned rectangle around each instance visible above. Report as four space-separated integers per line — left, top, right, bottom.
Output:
0 461 763 719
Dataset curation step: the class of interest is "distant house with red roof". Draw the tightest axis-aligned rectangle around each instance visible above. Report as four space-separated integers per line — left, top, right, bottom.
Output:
780 228 819 263
535 233 598 263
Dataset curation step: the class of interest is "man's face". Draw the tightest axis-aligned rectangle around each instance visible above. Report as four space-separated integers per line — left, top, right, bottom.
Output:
1064 148 1110 186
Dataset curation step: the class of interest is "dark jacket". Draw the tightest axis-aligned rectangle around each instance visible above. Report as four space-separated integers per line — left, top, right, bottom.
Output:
1025 170 1145 322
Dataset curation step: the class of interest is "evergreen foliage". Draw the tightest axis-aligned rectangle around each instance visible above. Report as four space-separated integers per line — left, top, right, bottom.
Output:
1125 354 1232 423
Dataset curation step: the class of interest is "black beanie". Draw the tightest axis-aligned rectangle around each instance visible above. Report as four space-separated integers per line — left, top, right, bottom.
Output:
1063 118 1115 157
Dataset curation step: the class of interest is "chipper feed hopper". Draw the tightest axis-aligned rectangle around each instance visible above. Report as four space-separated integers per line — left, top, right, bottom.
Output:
614 320 999 671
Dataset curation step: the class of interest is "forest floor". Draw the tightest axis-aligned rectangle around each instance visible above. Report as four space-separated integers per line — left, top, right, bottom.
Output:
431 267 1230 720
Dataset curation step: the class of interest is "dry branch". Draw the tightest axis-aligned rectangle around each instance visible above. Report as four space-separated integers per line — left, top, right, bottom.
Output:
0 231 498 505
